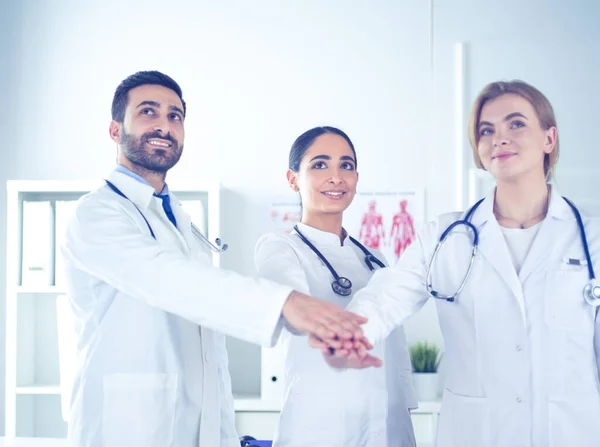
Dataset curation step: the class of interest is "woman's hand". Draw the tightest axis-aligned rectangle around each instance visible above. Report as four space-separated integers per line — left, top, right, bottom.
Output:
308 334 383 369
282 291 368 349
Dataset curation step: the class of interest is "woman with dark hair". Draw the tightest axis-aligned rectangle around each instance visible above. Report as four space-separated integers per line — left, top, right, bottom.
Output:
255 126 417 446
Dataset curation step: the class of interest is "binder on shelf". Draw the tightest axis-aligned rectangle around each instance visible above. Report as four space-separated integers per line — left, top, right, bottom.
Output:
21 201 54 287
54 200 78 287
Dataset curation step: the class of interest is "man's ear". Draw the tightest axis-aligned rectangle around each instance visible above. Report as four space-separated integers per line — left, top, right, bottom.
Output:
109 120 122 144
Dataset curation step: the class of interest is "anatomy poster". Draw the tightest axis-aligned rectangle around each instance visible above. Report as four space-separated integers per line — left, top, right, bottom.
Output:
343 191 424 266
264 195 301 233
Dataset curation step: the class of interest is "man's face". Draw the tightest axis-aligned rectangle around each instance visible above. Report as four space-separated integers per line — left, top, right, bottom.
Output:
111 84 185 172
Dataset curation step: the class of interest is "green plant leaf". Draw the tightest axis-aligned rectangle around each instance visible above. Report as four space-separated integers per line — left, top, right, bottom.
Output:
408 341 442 373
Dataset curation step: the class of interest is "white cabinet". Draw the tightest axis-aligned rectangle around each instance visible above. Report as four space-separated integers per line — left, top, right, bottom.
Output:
4 180 222 438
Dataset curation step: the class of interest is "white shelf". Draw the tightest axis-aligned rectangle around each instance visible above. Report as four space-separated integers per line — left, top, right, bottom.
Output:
412 401 442 414
16 287 66 295
0 438 68 446
6 180 101 194
233 398 442 414
15 387 61 396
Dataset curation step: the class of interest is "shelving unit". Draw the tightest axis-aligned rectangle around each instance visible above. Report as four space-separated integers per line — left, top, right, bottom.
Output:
4 179 222 438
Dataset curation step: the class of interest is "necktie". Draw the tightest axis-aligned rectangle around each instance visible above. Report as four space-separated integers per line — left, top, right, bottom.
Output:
154 193 178 228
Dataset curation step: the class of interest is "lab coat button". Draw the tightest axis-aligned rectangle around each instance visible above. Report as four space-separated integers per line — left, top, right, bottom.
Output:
516 397 522 403
516 345 522 351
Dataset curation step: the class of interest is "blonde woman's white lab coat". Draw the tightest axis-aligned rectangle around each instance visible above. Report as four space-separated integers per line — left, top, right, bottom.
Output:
60 170 293 447
348 187 600 447
255 223 417 447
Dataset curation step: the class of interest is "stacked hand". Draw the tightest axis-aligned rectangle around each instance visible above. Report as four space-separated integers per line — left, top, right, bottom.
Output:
282 291 383 369
308 334 383 369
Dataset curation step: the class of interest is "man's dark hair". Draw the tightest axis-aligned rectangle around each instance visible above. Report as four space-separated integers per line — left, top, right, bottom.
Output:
111 71 186 122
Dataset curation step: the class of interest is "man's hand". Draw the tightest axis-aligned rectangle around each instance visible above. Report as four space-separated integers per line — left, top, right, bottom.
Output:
282 291 368 349
308 334 383 369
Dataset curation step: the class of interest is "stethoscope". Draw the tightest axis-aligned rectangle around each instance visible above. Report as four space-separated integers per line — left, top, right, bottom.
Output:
293 225 385 296
426 196 600 306
105 180 228 253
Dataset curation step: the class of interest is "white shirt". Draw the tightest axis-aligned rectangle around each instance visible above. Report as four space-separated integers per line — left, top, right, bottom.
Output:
346 187 600 447
255 223 417 447
61 170 293 447
500 222 542 274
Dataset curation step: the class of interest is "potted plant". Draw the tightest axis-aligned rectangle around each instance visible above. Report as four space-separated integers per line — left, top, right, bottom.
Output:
409 341 442 401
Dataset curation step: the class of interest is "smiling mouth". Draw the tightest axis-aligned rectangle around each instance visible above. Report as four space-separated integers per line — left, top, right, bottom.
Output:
322 191 347 199
146 139 172 148
492 153 516 160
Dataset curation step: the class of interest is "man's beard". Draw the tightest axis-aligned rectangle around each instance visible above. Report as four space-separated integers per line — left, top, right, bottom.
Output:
121 130 183 173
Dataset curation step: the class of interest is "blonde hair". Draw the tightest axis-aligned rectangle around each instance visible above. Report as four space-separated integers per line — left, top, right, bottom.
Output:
467 80 559 181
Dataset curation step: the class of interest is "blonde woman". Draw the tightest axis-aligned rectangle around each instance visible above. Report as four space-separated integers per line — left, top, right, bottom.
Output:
316 81 600 446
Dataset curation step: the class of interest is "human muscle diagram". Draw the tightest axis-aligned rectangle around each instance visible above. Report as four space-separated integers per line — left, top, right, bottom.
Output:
358 201 386 250
389 199 416 261
345 192 423 266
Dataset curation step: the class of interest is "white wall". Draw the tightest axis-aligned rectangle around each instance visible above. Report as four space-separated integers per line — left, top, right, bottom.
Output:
432 0 600 212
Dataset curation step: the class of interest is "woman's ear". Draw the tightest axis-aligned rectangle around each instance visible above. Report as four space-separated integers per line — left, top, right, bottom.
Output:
544 126 558 154
287 169 299 192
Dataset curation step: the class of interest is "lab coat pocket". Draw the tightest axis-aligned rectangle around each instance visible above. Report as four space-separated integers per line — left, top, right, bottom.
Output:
102 373 178 447
549 398 600 447
437 388 490 447
544 269 594 332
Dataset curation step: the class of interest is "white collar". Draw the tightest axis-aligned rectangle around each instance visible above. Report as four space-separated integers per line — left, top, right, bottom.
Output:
468 184 575 228
106 170 157 211
295 222 348 247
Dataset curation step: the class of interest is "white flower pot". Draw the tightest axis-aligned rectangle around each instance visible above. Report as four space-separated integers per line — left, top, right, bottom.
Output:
412 372 439 401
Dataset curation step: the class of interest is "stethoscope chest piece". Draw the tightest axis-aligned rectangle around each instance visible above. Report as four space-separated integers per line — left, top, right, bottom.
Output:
292 225 383 297
583 280 600 307
332 277 353 296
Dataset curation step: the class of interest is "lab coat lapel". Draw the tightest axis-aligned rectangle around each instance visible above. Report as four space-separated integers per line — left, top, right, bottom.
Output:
519 187 575 283
470 190 525 315
106 170 154 210
169 195 193 253
106 170 190 253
